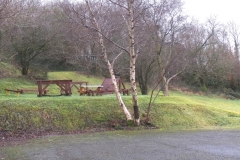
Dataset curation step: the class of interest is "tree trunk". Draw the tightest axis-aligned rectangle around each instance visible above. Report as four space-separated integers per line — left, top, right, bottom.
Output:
163 72 182 96
130 58 140 124
200 76 207 92
161 76 170 96
137 70 148 95
21 67 28 75
21 62 29 75
128 0 140 125
141 84 148 95
164 80 169 96
85 0 133 122
108 61 133 121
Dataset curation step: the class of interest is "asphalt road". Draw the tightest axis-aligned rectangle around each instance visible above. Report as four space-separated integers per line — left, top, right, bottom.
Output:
1 129 240 160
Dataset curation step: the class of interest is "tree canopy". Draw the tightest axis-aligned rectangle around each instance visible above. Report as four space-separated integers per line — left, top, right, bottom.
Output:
0 0 240 93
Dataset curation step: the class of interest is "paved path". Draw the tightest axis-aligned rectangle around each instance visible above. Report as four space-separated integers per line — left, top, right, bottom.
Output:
1 129 240 160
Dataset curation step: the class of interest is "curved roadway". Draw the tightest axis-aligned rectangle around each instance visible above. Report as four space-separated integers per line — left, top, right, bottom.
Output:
1 129 240 160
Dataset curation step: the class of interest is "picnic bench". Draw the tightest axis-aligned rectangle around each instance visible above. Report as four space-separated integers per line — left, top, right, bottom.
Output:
17 88 48 94
37 80 72 97
85 85 103 96
4 89 21 97
78 87 86 95
70 82 88 95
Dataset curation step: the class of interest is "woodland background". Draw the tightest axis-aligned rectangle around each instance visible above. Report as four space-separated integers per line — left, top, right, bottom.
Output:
1 0 240 95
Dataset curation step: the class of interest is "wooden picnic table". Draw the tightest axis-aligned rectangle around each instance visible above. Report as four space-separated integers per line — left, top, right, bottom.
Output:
37 80 72 97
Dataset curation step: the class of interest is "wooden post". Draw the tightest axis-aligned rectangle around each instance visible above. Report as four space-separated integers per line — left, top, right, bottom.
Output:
63 80 71 95
37 81 42 97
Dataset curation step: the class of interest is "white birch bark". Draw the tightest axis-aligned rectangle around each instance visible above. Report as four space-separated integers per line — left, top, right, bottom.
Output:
127 0 140 125
85 0 133 121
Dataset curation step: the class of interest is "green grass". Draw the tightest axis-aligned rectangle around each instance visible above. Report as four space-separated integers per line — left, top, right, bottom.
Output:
0 71 104 94
46 71 104 94
0 94 127 133
47 71 103 84
1 91 240 133
0 78 36 94
0 71 240 134
145 92 240 129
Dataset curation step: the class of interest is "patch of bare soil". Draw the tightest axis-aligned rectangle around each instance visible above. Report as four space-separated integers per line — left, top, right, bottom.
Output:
0 122 157 147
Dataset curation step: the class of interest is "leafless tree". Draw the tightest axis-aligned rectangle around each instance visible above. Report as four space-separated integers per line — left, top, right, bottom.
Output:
226 22 240 90
136 46 156 95
183 19 220 91
144 2 217 123
0 0 25 59
228 22 240 62
80 0 149 125
141 0 187 97
8 0 54 75
83 0 134 123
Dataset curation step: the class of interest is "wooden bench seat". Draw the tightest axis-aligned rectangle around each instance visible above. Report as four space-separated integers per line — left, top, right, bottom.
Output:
4 89 21 97
17 88 48 94
78 87 87 96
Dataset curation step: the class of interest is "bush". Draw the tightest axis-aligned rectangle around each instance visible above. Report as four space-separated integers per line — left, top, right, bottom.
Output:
202 85 207 92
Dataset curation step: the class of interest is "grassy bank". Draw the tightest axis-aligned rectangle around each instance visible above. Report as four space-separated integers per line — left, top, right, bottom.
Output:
1 92 240 137
0 95 126 134
148 92 240 129
0 71 240 137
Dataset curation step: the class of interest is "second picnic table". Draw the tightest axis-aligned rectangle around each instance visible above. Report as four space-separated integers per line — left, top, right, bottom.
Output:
37 80 72 97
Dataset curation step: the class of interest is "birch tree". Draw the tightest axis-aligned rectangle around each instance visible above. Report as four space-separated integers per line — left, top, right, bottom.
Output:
82 0 142 125
84 0 133 123
126 0 140 124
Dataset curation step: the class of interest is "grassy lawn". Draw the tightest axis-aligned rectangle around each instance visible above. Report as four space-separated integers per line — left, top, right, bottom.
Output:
1 91 240 133
0 71 240 136
0 78 35 94
147 92 240 129
47 71 104 84
0 71 104 94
